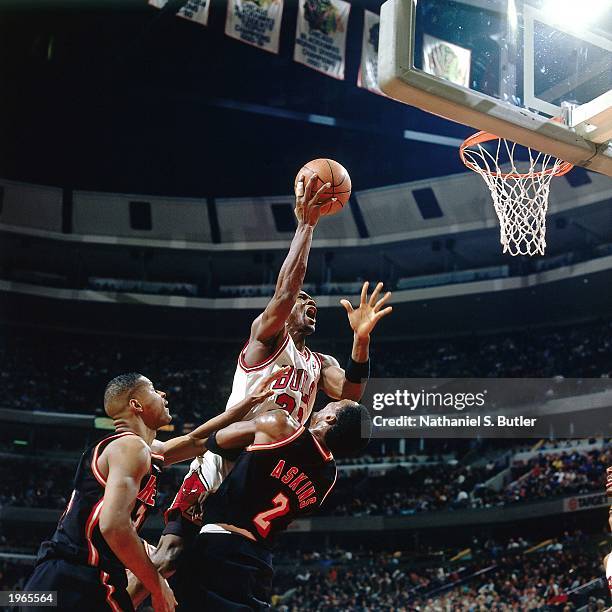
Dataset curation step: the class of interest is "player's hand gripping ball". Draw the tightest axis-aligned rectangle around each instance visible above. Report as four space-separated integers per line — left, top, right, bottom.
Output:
294 158 351 216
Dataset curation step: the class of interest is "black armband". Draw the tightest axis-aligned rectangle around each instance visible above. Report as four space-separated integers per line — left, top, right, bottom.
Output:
345 357 370 384
206 431 243 461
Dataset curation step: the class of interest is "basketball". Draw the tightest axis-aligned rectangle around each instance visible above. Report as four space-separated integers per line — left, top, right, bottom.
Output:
295 158 352 216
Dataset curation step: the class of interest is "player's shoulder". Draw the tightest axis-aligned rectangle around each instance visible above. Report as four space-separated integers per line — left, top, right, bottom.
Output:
104 433 151 463
604 552 611 571
256 409 301 440
316 352 340 369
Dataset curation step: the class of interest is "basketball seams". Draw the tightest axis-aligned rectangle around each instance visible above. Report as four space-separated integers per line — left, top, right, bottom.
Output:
296 158 351 216
325 158 335 199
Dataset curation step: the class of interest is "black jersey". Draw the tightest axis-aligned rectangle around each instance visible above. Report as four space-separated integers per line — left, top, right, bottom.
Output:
203 426 337 548
36 431 163 573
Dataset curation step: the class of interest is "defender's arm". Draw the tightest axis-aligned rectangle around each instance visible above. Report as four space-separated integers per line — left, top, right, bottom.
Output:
98 437 176 612
213 409 298 450
157 368 290 466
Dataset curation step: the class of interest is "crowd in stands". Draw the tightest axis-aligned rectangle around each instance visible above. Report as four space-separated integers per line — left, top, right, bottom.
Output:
324 461 502 516
2 318 612 425
0 457 186 511
502 448 611 505
272 532 608 611
326 446 610 516
0 442 608 517
0 527 607 610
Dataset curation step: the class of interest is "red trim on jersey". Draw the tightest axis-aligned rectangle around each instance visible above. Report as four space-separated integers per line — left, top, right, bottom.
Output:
100 571 121 612
320 467 338 506
313 352 323 368
59 489 76 522
246 426 305 451
239 332 290 372
91 432 138 487
133 505 148 532
85 499 104 566
311 433 334 462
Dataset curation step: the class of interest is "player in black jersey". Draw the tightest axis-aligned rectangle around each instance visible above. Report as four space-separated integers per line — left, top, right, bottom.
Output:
21 369 286 612
175 398 372 611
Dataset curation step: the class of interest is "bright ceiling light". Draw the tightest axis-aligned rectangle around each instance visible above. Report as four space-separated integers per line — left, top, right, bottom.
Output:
543 0 609 33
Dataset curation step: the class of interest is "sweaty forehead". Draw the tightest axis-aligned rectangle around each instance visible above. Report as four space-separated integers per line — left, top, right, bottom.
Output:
137 377 153 390
299 291 313 301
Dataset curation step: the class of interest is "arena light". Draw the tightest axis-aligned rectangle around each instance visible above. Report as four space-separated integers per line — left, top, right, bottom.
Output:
543 0 608 34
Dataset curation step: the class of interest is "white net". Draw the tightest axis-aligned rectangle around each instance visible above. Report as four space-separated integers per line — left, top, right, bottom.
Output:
461 136 572 256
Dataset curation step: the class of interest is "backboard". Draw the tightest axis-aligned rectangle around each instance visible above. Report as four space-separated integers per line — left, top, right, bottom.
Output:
379 0 612 176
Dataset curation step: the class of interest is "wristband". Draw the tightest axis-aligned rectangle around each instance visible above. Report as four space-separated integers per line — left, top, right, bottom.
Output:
206 431 243 461
345 357 370 384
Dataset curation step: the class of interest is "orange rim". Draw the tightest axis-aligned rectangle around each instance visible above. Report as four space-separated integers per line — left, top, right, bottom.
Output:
459 130 574 179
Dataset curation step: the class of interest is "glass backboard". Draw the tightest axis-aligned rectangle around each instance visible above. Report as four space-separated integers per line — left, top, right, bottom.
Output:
379 0 612 176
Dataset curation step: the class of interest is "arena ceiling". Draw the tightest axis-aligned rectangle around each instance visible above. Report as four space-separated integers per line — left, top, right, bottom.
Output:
0 0 472 197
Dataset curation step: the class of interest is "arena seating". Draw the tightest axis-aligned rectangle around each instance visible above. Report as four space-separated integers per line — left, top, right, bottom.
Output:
1 318 612 423
271 531 606 610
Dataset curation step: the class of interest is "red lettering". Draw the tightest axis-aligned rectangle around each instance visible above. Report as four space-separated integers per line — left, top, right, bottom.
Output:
298 486 315 502
299 497 317 510
288 473 308 491
137 475 157 506
290 368 305 392
295 481 312 496
281 466 299 484
272 367 294 390
270 460 285 479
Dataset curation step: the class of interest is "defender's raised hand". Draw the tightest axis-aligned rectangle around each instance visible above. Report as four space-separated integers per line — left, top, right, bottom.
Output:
294 172 331 227
247 367 291 407
340 281 393 339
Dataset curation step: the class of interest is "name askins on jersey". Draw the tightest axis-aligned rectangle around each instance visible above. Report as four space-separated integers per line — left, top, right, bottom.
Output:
270 459 318 509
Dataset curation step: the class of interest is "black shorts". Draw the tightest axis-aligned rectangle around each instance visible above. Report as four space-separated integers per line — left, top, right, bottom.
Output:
176 532 273 611
21 558 134 612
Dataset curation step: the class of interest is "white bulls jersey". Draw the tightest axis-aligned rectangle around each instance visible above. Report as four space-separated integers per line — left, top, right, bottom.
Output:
166 333 331 528
606 553 612 598
226 332 325 423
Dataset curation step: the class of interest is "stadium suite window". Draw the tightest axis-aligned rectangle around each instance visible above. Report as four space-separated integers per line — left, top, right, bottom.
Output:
129 201 152 230
564 167 592 188
271 203 297 232
412 187 443 220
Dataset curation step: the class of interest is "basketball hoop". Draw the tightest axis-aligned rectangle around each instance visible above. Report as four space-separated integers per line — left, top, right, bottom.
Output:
459 130 574 256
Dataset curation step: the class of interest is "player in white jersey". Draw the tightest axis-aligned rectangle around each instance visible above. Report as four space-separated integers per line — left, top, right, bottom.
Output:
127 171 392 607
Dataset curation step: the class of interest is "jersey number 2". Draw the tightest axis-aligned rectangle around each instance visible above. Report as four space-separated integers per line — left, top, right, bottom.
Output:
275 393 303 422
253 493 290 538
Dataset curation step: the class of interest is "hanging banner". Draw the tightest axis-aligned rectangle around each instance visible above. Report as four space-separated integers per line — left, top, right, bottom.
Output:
293 0 350 80
357 9 384 95
225 0 284 54
148 0 210 27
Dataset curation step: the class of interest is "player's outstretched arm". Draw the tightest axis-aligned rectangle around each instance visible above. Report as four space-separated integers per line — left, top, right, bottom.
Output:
98 437 177 612
320 281 393 401
245 174 330 357
157 367 291 465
